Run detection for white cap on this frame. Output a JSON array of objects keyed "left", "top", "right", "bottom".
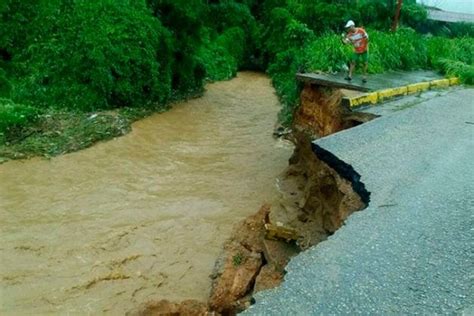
[{"left": 345, "top": 20, "right": 355, "bottom": 28}]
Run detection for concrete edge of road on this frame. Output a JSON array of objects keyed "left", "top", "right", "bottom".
[{"left": 342, "top": 77, "right": 460, "bottom": 108}]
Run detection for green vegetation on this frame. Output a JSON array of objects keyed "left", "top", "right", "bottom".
[
  {"left": 232, "top": 252, "right": 244, "bottom": 267},
  {"left": 0, "top": 0, "right": 473, "bottom": 160},
  {"left": 0, "top": 98, "right": 38, "bottom": 143}
]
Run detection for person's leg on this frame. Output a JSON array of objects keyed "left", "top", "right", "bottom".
[
  {"left": 346, "top": 53, "right": 357, "bottom": 81},
  {"left": 362, "top": 52, "right": 368, "bottom": 82},
  {"left": 348, "top": 62, "right": 355, "bottom": 79},
  {"left": 362, "top": 62, "right": 368, "bottom": 82}
]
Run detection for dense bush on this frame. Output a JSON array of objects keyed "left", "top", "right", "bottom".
[
  {"left": 0, "top": 68, "right": 11, "bottom": 97},
  {"left": 0, "top": 98, "right": 38, "bottom": 142},
  {"left": 369, "top": 28, "right": 428, "bottom": 72},
  {"left": 259, "top": 6, "right": 317, "bottom": 124},
  {"left": 147, "top": 0, "right": 207, "bottom": 96},
  {"left": 287, "top": 0, "right": 358, "bottom": 35},
  {"left": 427, "top": 37, "right": 473, "bottom": 67},
  {"left": 0, "top": 0, "right": 40, "bottom": 58},
  {"left": 9, "top": 1, "right": 173, "bottom": 111},
  {"left": 427, "top": 36, "right": 474, "bottom": 84},
  {"left": 198, "top": 27, "right": 244, "bottom": 81},
  {"left": 206, "top": 1, "right": 262, "bottom": 69}
]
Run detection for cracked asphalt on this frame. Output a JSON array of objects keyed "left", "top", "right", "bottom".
[{"left": 244, "top": 88, "right": 474, "bottom": 315}]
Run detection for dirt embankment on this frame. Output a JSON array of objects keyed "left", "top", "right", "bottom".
[
  {"left": 132, "top": 83, "right": 373, "bottom": 315},
  {"left": 293, "top": 83, "right": 377, "bottom": 137}
]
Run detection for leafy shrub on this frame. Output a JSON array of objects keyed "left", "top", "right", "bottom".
[
  {"left": 0, "top": 0, "right": 40, "bottom": 58},
  {"left": 0, "top": 68, "right": 11, "bottom": 97},
  {"left": 268, "top": 48, "right": 305, "bottom": 125},
  {"left": 199, "top": 26, "right": 247, "bottom": 81},
  {"left": 0, "top": 98, "right": 38, "bottom": 142},
  {"left": 368, "top": 28, "right": 428, "bottom": 72},
  {"left": 357, "top": 0, "right": 392, "bottom": 30},
  {"left": 262, "top": 8, "right": 314, "bottom": 62},
  {"left": 427, "top": 37, "right": 473, "bottom": 67},
  {"left": 147, "top": 0, "right": 207, "bottom": 96},
  {"left": 445, "top": 23, "right": 474, "bottom": 38},
  {"left": 262, "top": 7, "right": 315, "bottom": 124},
  {"left": 207, "top": 1, "right": 261, "bottom": 69},
  {"left": 427, "top": 37, "right": 474, "bottom": 83},
  {"left": 304, "top": 34, "right": 352, "bottom": 73},
  {"left": 401, "top": 3, "right": 428, "bottom": 30},
  {"left": 437, "top": 59, "right": 474, "bottom": 84},
  {"left": 287, "top": 0, "right": 359, "bottom": 35},
  {"left": 12, "top": 1, "right": 173, "bottom": 111},
  {"left": 216, "top": 27, "right": 246, "bottom": 68},
  {"left": 199, "top": 28, "right": 241, "bottom": 81}
]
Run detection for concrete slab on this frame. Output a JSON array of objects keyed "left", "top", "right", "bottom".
[{"left": 297, "top": 70, "right": 443, "bottom": 92}]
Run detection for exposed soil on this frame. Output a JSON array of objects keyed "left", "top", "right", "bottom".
[{"left": 293, "top": 83, "right": 377, "bottom": 138}]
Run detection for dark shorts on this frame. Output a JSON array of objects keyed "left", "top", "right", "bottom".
[{"left": 351, "top": 51, "right": 369, "bottom": 63}]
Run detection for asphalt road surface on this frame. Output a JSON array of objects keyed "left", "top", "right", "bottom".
[{"left": 244, "top": 88, "right": 474, "bottom": 315}]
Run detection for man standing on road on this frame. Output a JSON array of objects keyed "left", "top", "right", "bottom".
[{"left": 342, "top": 20, "right": 369, "bottom": 83}]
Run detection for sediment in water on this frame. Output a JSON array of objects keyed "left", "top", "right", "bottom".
[{"left": 134, "top": 81, "right": 374, "bottom": 315}]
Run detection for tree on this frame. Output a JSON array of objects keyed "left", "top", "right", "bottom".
[{"left": 391, "top": 0, "right": 403, "bottom": 31}]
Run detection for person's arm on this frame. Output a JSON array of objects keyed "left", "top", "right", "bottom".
[
  {"left": 341, "top": 33, "right": 351, "bottom": 45},
  {"left": 361, "top": 28, "right": 369, "bottom": 40}
]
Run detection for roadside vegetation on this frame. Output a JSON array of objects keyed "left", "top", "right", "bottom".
[{"left": 1, "top": 0, "right": 473, "bottom": 160}]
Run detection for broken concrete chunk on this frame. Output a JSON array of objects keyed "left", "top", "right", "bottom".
[{"left": 264, "top": 223, "right": 299, "bottom": 242}]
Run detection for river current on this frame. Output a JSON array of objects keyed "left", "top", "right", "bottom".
[{"left": 0, "top": 72, "right": 292, "bottom": 314}]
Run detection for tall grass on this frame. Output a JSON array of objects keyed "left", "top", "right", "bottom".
[{"left": 0, "top": 98, "right": 38, "bottom": 142}]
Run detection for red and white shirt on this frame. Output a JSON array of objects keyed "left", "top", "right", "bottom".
[{"left": 346, "top": 28, "right": 369, "bottom": 53}]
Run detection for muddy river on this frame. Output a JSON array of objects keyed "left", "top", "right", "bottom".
[{"left": 0, "top": 72, "right": 292, "bottom": 314}]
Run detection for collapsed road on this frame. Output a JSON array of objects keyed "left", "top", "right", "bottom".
[{"left": 245, "top": 87, "right": 474, "bottom": 315}]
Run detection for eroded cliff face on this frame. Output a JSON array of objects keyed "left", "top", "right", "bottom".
[
  {"left": 294, "top": 84, "right": 346, "bottom": 137},
  {"left": 293, "top": 83, "right": 377, "bottom": 138},
  {"left": 269, "top": 132, "right": 368, "bottom": 249}
]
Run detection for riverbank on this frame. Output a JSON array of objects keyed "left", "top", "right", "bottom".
[
  {"left": 0, "top": 72, "right": 293, "bottom": 314},
  {"left": 0, "top": 93, "right": 203, "bottom": 164}
]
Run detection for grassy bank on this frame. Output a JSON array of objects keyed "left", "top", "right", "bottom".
[{"left": 0, "top": 103, "right": 162, "bottom": 162}]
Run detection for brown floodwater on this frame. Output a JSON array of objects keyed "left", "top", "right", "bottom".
[{"left": 0, "top": 72, "right": 293, "bottom": 314}]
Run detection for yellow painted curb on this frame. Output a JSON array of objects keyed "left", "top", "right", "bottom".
[
  {"left": 430, "top": 79, "right": 450, "bottom": 89},
  {"left": 407, "top": 82, "right": 430, "bottom": 94},
  {"left": 378, "top": 86, "right": 408, "bottom": 101},
  {"left": 344, "top": 77, "right": 460, "bottom": 108},
  {"left": 449, "top": 77, "right": 460, "bottom": 85},
  {"left": 347, "top": 92, "right": 379, "bottom": 107}
]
